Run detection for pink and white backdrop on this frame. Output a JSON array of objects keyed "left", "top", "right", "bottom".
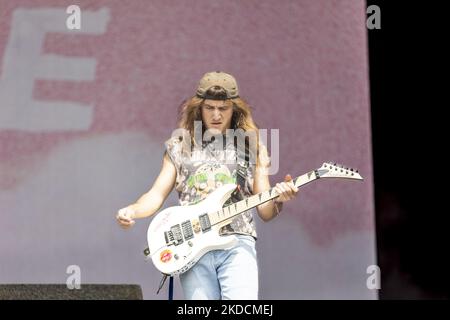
[{"left": 0, "top": 0, "right": 376, "bottom": 299}]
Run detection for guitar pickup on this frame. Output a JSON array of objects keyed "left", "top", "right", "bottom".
[
  {"left": 199, "top": 214, "right": 211, "bottom": 232},
  {"left": 181, "top": 220, "right": 194, "bottom": 240},
  {"left": 170, "top": 224, "right": 183, "bottom": 245},
  {"left": 164, "top": 230, "right": 175, "bottom": 245}
]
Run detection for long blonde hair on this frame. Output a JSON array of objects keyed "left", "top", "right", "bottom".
[{"left": 176, "top": 86, "right": 263, "bottom": 165}]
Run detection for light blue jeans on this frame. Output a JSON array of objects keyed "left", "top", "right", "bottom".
[{"left": 179, "top": 234, "right": 258, "bottom": 300}]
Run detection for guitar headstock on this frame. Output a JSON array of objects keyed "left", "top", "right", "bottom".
[{"left": 317, "top": 162, "right": 363, "bottom": 180}]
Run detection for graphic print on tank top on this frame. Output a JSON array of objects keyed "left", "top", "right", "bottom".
[{"left": 165, "top": 135, "right": 257, "bottom": 238}]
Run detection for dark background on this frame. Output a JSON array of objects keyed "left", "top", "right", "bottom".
[{"left": 368, "top": 1, "right": 447, "bottom": 299}]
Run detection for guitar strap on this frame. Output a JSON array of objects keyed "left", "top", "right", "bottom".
[
  {"left": 235, "top": 139, "right": 250, "bottom": 199},
  {"left": 236, "top": 161, "right": 249, "bottom": 199}
]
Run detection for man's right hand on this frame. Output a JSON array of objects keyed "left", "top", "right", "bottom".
[{"left": 116, "top": 206, "right": 136, "bottom": 229}]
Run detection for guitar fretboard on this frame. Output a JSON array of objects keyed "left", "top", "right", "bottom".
[{"left": 208, "top": 170, "right": 319, "bottom": 226}]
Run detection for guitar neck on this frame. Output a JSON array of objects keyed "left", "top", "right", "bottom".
[{"left": 209, "top": 169, "right": 319, "bottom": 226}]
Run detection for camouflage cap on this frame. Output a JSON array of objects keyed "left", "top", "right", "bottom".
[{"left": 196, "top": 71, "right": 239, "bottom": 99}]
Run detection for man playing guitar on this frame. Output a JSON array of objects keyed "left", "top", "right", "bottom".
[{"left": 116, "top": 71, "right": 299, "bottom": 300}]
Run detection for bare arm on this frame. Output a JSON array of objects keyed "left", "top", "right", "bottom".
[
  {"left": 253, "top": 145, "right": 280, "bottom": 222},
  {"left": 116, "top": 152, "right": 176, "bottom": 227},
  {"left": 130, "top": 152, "right": 176, "bottom": 219},
  {"left": 253, "top": 145, "right": 299, "bottom": 222}
]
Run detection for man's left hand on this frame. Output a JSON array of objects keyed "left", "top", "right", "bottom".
[{"left": 273, "top": 174, "right": 299, "bottom": 203}]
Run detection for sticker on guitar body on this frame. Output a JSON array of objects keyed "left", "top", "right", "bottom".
[{"left": 160, "top": 250, "right": 172, "bottom": 263}]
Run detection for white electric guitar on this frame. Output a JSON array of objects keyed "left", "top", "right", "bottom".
[{"left": 146, "top": 162, "right": 363, "bottom": 276}]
